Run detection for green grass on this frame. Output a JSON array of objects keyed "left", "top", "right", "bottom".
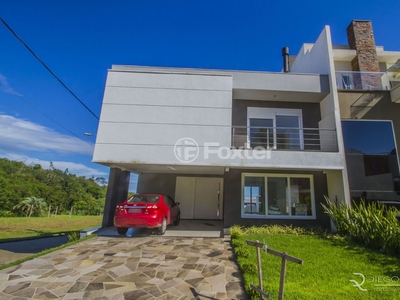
[
  {"left": 231, "top": 226, "right": 400, "bottom": 300},
  {"left": 0, "top": 215, "right": 102, "bottom": 241}
]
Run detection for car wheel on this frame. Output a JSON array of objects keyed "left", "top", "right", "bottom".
[
  {"left": 117, "top": 227, "right": 128, "bottom": 235},
  {"left": 173, "top": 213, "right": 180, "bottom": 226},
  {"left": 157, "top": 217, "right": 167, "bottom": 235}
]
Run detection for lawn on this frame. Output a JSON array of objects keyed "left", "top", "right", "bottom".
[
  {"left": 0, "top": 215, "right": 102, "bottom": 241},
  {"left": 231, "top": 226, "right": 400, "bottom": 300}
]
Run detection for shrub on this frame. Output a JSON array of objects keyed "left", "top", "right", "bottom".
[
  {"left": 67, "top": 231, "right": 80, "bottom": 242},
  {"left": 231, "top": 238, "right": 246, "bottom": 248},
  {"left": 322, "top": 196, "right": 400, "bottom": 254},
  {"left": 241, "top": 261, "right": 257, "bottom": 274},
  {"left": 230, "top": 225, "right": 244, "bottom": 239},
  {"left": 245, "top": 282, "right": 259, "bottom": 299},
  {"left": 234, "top": 246, "right": 250, "bottom": 258},
  {"left": 0, "top": 210, "right": 15, "bottom": 217}
]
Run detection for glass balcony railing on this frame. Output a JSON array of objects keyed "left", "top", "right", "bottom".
[{"left": 335, "top": 71, "right": 394, "bottom": 91}]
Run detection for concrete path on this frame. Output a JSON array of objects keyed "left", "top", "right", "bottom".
[{"left": 0, "top": 236, "right": 247, "bottom": 299}]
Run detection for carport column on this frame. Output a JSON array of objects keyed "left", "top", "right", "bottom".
[{"left": 102, "top": 168, "right": 130, "bottom": 227}]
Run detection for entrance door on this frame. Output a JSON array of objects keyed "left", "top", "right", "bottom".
[{"left": 175, "top": 177, "right": 223, "bottom": 220}]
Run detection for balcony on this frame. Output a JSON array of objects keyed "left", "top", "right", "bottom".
[
  {"left": 335, "top": 71, "right": 393, "bottom": 91},
  {"left": 232, "top": 126, "right": 338, "bottom": 152}
]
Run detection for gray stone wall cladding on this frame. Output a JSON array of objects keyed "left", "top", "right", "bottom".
[{"left": 222, "top": 169, "right": 331, "bottom": 228}]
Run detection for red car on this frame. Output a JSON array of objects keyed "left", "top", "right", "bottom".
[{"left": 114, "top": 193, "right": 181, "bottom": 235}]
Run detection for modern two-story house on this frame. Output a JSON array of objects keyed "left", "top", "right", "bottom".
[{"left": 93, "top": 20, "right": 400, "bottom": 229}]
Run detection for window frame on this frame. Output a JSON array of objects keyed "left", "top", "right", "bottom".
[
  {"left": 247, "top": 107, "right": 304, "bottom": 150},
  {"left": 241, "top": 173, "right": 316, "bottom": 220}
]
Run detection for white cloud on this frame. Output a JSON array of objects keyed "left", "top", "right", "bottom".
[
  {"left": 0, "top": 74, "right": 22, "bottom": 96},
  {"left": 0, "top": 114, "right": 93, "bottom": 155},
  {"left": 2, "top": 153, "right": 108, "bottom": 177}
]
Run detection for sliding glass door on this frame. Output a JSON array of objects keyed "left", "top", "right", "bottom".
[{"left": 248, "top": 108, "right": 303, "bottom": 150}]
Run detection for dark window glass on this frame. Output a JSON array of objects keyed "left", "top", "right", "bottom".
[
  {"left": 127, "top": 195, "right": 160, "bottom": 203},
  {"left": 342, "top": 120, "right": 400, "bottom": 202},
  {"left": 249, "top": 118, "right": 273, "bottom": 148},
  {"left": 276, "top": 115, "right": 301, "bottom": 150}
]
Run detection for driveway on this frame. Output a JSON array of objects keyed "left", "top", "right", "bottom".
[{"left": 0, "top": 236, "right": 247, "bottom": 299}]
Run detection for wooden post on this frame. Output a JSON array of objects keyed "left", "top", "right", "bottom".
[
  {"left": 245, "top": 240, "right": 303, "bottom": 300},
  {"left": 263, "top": 248, "right": 303, "bottom": 300},
  {"left": 278, "top": 253, "right": 288, "bottom": 300},
  {"left": 256, "top": 240, "right": 263, "bottom": 300},
  {"left": 246, "top": 240, "right": 270, "bottom": 299}
]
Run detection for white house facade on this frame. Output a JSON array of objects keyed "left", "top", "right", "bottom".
[{"left": 93, "top": 20, "right": 400, "bottom": 229}]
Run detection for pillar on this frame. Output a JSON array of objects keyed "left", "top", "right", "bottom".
[{"left": 102, "top": 168, "right": 130, "bottom": 227}]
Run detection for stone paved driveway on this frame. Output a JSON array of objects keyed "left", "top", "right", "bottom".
[{"left": 0, "top": 236, "right": 247, "bottom": 299}]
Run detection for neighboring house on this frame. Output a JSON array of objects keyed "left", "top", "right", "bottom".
[{"left": 93, "top": 20, "right": 400, "bottom": 229}]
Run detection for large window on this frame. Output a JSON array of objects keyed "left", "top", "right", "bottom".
[
  {"left": 248, "top": 108, "right": 303, "bottom": 150},
  {"left": 242, "top": 173, "right": 315, "bottom": 219},
  {"left": 342, "top": 120, "right": 400, "bottom": 201}
]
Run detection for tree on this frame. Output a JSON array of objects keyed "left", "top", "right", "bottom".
[
  {"left": 0, "top": 158, "right": 107, "bottom": 215},
  {"left": 13, "top": 196, "right": 47, "bottom": 217}
]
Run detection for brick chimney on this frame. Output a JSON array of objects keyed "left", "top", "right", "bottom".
[{"left": 346, "top": 20, "right": 381, "bottom": 89}]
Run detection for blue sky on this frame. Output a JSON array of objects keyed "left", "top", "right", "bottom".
[{"left": 1, "top": 0, "right": 400, "bottom": 191}]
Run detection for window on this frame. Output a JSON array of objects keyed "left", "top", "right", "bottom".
[
  {"left": 247, "top": 108, "right": 303, "bottom": 150},
  {"left": 342, "top": 120, "right": 400, "bottom": 201},
  {"left": 243, "top": 177, "right": 265, "bottom": 214},
  {"left": 127, "top": 195, "right": 160, "bottom": 203},
  {"left": 242, "top": 173, "right": 315, "bottom": 219}
]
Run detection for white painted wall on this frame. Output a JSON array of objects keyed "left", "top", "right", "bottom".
[
  {"left": 334, "top": 61, "right": 352, "bottom": 71},
  {"left": 93, "top": 69, "right": 233, "bottom": 166},
  {"left": 292, "top": 26, "right": 350, "bottom": 204}
]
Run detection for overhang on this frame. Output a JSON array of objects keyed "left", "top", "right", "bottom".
[{"left": 111, "top": 65, "right": 330, "bottom": 103}]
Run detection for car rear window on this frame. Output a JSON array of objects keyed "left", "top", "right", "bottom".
[{"left": 127, "top": 195, "right": 160, "bottom": 203}]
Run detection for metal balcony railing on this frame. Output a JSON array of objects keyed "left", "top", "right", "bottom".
[
  {"left": 335, "top": 71, "right": 394, "bottom": 91},
  {"left": 232, "top": 126, "right": 338, "bottom": 152}
]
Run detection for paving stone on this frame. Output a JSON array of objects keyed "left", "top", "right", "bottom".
[
  {"left": 10, "top": 286, "right": 36, "bottom": 298},
  {"left": 8, "top": 275, "right": 23, "bottom": 281},
  {"left": 85, "top": 282, "right": 104, "bottom": 291},
  {"left": 66, "top": 282, "right": 88, "bottom": 293},
  {"left": 185, "top": 277, "right": 203, "bottom": 288},
  {"left": 123, "top": 289, "right": 148, "bottom": 299},
  {"left": 33, "top": 290, "right": 59, "bottom": 299},
  {"left": 3, "top": 282, "right": 30, "bottom": 294},
  {"left": 0, "top": 236, "right": 247, "bottom": 299},
  {"left": 144, "top": 285, "right": 163, "bottom": 297}
]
